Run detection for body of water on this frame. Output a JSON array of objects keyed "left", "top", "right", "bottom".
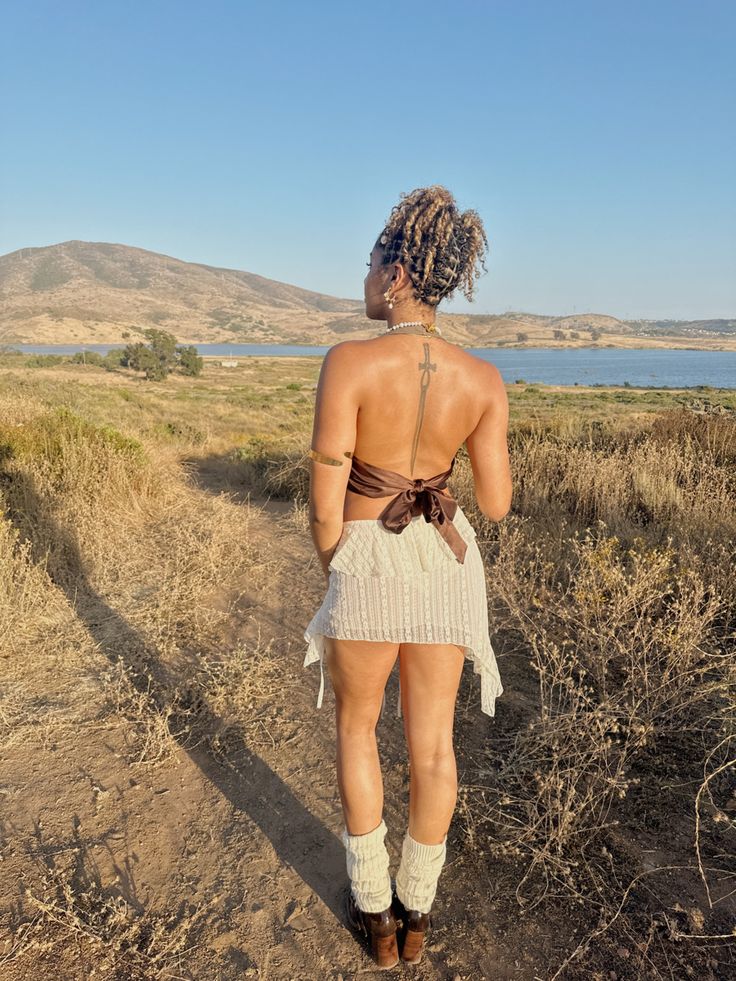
[{"left": 9, "top": 343, "right": 736, "bottom": 389}]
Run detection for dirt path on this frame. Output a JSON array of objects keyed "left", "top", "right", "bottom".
[
  {"left": 181, "top": 476, "right": 588, "bottom": 979},
  {"left": 0, "top": 473, "right": 597, "bottom": 980}
]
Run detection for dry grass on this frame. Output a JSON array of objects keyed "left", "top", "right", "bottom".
[
  {"left": 0, "top": 363, "right": 734, "bottom": 979},
  {"left": 0, "top": 390, "right": 269, "bottom": 976},
  {"left": 451, "top": 412, "right": 736, "bottom": 976},
  {"left": 2, "top": 835, "right": 218, "bottom": 980},
  {"left": 474, "top": 524, "right": 726, "bottom": 874}
]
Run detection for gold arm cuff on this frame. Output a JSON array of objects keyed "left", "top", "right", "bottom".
[{"left": 308, "top": 448, "right": 353, "bottom": 466}]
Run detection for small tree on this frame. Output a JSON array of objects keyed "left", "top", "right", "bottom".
[
  {"left": 146, "top": 328, "right": 178, "bottom": 367},
  {"left": 553, "top": 329, "right": 566, "bottom": 340},
  {"left": 121, "top": 328, "right": 203, "bottom": 380},
  {"left": 121, "top": 341, "right": 167, "bottom": 380},
  {"left": 177, "top": 345, "right": 203, "bottom": 377},
  {"left": 103, "top": 347, "right": 126, "bottom": 370},
  {"left": 589, "top": 328, "right": 602, "bottom": 341},
  {"left": 516, "top": 332, "right": 529, "bottom": 342}
]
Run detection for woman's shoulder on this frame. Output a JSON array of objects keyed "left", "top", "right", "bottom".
[
  {"left": 325, "top": 336, "right": 501, "bottom": 385},
  {"left": 323, "top": 339, "right": 366, "bottom": 362}
]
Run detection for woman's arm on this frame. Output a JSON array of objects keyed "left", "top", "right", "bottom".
[
  {"left": 308, "top": 342, "right": 361, "bottom": 580},
  {"left": 464, "top": 363, "right": 512, "bottom": 521}
]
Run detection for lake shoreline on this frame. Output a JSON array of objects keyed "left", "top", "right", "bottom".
[{"left": 6, "top": 344, "right": 735, "bottom": 390}]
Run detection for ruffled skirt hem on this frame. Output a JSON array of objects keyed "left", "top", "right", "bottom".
[
  {"left": 303, "top": 626, "right": 504, "bottom": 719},
  {"left": 302, "top": 503, "right": 504, "bottom": 720}
]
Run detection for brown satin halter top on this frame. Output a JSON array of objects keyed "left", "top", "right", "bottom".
[{"left": 346, "top": 454, "right": 468, "bottom": 564}]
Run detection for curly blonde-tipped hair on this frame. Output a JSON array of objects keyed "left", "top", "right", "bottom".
[{"left": 376, "top": 185, "right": 489, "bottom": 306}]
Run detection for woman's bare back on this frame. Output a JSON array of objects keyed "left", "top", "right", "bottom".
[{"left": 342, "top": 333, "right": 492, "bottom": 521}]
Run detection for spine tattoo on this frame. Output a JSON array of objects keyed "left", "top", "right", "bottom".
[{"left": 409, "top": 342, "right": 436, "bottom": 475}]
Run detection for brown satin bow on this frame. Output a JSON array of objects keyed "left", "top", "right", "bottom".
[{"left": 346, "top": 455, "right": 468, "bottom": 563}]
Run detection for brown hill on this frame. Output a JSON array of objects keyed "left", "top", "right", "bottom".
[
  {"left": 0, "top": 241, "right": 367, "bottom": 345},
  {"left": 1, "top": 241, "right": 733, "bottom": 349}
]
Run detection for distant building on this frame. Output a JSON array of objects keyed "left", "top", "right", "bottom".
[{"left": 220, "top": 359, "right": 239, "bottom": 367}]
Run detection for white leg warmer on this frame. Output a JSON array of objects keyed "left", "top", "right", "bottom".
[
  {"left": 395, "top": 829, "right": 447, "bottom": 914},
  {"left": 340, "top": 817, "right": 393, "bottom": 913}
]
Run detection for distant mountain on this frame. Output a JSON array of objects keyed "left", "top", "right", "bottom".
[
  {"left": 1, "top": 241, "right": 734, "bottom": 349},
  {"left": 0, "top": 240, "right": 367, "bottom": 346}
]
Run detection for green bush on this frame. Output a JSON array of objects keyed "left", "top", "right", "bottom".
[
  {"left": 159, "top": 420, "right": 206, "bottom": 444},
  {"left": 177, "top": 345, "right": 203, "bottom": 377},
  {"left": 24, "top": 354, "right": 66, "bottom": 367},
  {"left": 0, "top": 406, "right": 147, "bottom": 478},
  {"left": 103, "top": 348, "right": 126, "bottom": 369},
  {"left": 69, "top": 351, "right": 105, "bottom": 366}
]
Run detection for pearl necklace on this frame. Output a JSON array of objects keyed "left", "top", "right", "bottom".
[{"left": 384, "top": 320, "right": 443, "bottom": 336}]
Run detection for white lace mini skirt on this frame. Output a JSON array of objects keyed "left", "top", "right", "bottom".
[{"left": 303, "top": 503, "right": 504, "bottom": 719}]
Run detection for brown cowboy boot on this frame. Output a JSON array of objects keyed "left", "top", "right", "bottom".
[
  {"left": 343, "top": 883, "right": 399, "bottom": 969},
  {"left": 391, "top": 887, "right": 432, "bottom": 965}
]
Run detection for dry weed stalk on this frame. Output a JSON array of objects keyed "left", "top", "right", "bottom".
[
  {"left": 2, "top": 839, "right": 217, "bottom": 979},
  {"left": 547, "top": 861, "right": 736, "bottom": 980},
  {"left": 454, "top": 413, "right": 735, "bottom": 929},
  {"left": 694, "top": 733, "right": 736, "bottom": 910},
  {"left": 473, "top": 520, "right": 729, "bottom": 904}
]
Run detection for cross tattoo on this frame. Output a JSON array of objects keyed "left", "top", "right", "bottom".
[{"left": 418, "top": 345, "right": 437, "bottom": 382}]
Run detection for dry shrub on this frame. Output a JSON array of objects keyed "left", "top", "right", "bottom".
[
  {"left": 648, "top": 406, "right": 736, "bottom": 466},
  {"left": 0, "top": 512, "right": 108, "bottom": 752},
  {"left": 0, "top": 518, "right": 71, "bottom": 662},
  {"left": 497, "top": 534, "right": 723, "bottom": 875},
  {"left": 0, "top": 390, "right": 51, "bottom": 428},
  {"left": 458, "top": 408, "right": 735, "bottom": 923},
  {"left": 0, "top": 405, "right": 162, "bottom": 592},
  {"left": 478, "top": 523, "right": 727, "bottom": 900},
  {"left": 510, "top": 427, "right": 735, "bottom": 545},
  {"left": 0, "top": 403, "right": 256, "bottom": 638},
  {"left": 98, "top": 659, "right": 183, "bottom": 768},
  {"left": 230, "top": 435, "right": 306, "bottom": 501},
  {"left": 2, "top": 836, "right": 215, "bottom": 979},
  {"left": 188, "top": 632, "right": 299, "bottom": 766}
]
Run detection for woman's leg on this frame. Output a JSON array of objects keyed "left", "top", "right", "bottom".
[
  {"left": 397, "top": 642, "right": 465, "bottom": 842},
  {"left": 394, "top": 642, "right": 465, "bottom": 914},
  {"left": 325, "top": 636, "right": 400, "bottom": 913},
  {"left": 324, "top": 635, "right": 400, "bottom": 834}
]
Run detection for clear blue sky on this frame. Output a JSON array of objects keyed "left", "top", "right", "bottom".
[{"left": 2, "top": 0, "right": 734, "bottom": 320}]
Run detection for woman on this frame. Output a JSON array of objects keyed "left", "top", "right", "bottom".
[{"left": 303, "top": 185, "right": 512, "bottom": 969}]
